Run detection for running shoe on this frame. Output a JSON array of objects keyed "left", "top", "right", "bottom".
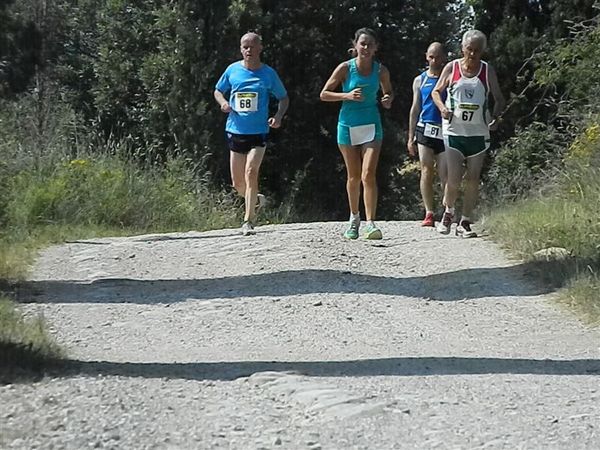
[
  {"left": 343, "top": 221, "right": 360, "bottom": 240},
  {"left": 456, "top": 220, "right": 477, "bottom": 238},
  {"left": 437, "top": 211, "right": 454, "bottom": 235},
  {"left": 421, "top": 212, "right": 435, "bottom": 227},
  {"left": 255, "top": 193, "right": 267, "bottom": 215},
  {"left": 241, "top": 221, "right": 256, "bottom": 236},
  {"left": 363, "top": 223, "right": 383, "bottom": 240}
]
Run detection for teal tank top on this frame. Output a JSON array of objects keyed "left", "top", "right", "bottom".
[{"left": 339, "top": 58, "right": 381, "bottom": 127}]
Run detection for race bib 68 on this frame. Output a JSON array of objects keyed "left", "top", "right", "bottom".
[{"left": 234, "top": 92, "right": 258, "bottom": 112}]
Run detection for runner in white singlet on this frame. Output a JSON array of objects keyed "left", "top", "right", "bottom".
[{"left": 432, "top": 30, "right": 505, "bottom": 238}]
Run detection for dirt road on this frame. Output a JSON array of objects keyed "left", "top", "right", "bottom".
[{"left": 2, "top": 221, "right": 599, "bottom": 449}]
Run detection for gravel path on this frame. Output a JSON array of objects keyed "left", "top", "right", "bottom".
[{"left": 2, "top": 221, "right": 599, "bottom": 449}]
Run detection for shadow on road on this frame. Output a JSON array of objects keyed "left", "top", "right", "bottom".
[
  {"left": 18, "top": 263, "right": 552, "bottom": 304},
  {"left": 63, "top": 356, "right": 600, "bottom": 381}
]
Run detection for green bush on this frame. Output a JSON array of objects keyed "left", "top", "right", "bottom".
[
  {"left": 5, "top": 155, "right": 239, "bottom": 233},
  {"left": 483, "top": 122, "right": 569, "bottom": 203}
]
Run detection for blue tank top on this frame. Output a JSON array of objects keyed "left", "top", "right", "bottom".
[
  {"left": 339, "top": 58, "right": 381, "bottom": 127},
  {"left": 418, "top": 71, "right": 444, "bottom": 125}
]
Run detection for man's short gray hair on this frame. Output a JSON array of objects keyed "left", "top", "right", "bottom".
[
  {"left": 241, "top": 32, "right": 262, "bottom": 44},
  {"left": 462, "top": 30, "right": 487, "bottom": 50}
]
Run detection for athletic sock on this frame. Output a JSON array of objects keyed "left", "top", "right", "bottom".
[
  {"left": 445, "top": 207, "right": 455, "bottom": 215},
  {"left": 350, "top": 212, "right": 361, "bottom": 223}
]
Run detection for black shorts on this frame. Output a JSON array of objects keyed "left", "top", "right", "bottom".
[
  {"left": 226, "top": 132, "right": 268, "bottom": 154},
  {"left": 416, "top": 124, "right": 445, "bottom": 154}
]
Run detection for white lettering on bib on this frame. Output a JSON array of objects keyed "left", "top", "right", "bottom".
[{"left": 234, "top": 92, "right": 258, "bottom": 112}]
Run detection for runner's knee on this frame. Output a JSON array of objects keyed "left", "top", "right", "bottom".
[
  {"left": 464, "top": 166, "right": 483, "bottom": 182},
  {"left": 347, "top": 174, "right": 361, "bottom": 186},
  {"left": 245, "top": 164, "right": 260, "bottom": 180},
  {"left": 361, "top": 168, "right": 377, "bottom": 186},
  {"left": 445, "top": 177, "right": 461, "bottom": 191},
  {"left": 421, "top": 163, "right": 435, "bottom": 178}
]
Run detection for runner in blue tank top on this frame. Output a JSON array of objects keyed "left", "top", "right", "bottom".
[
  {"left": 214, "top": 32, "right": 289, "bottom": 236},
  {"left": 320, "top": 28, "right": 394, "bottom": 240},
  {"left": 407, "top": 42, "right": 448, "bottom": 227}
]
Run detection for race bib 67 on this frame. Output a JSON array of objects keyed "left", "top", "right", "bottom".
[{"left": 456, "top": 103, "right": 480, "bottom": 123}]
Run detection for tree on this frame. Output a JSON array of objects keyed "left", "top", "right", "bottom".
[
  {"left": 0, "top": 0, "right": 40, "bottom": 96},
  {"left": 467, "top": 0, "right": 599, "bottom": 128}
]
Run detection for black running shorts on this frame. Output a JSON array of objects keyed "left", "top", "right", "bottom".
[
  {"left": 416, "top": 124, "right": 445, "bottom": 154},
  {"left": 226, "top": 133, "right": 268, "bottom": 154}
]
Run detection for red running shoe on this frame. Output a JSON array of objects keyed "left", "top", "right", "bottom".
[{"left": 421, "top": 212, "right": 435, "bottom": 227}]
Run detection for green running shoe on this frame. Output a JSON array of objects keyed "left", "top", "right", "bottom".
[
  {"left": 363, "top": 223, "right": 382, "bottom": 240},
  {"left": 343, "top": 221, "right": 360, "bottom": 240}
]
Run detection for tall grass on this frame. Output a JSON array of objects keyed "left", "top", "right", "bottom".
[
  {"left": 485, "top": 125, "right": 600, "bottom": 324},
  {"left": 6, "top": 155, "right": 240, "bottom": 232},
  {"left": 486, "top": 185, "right": 600, "bottom": 260},
  {"left": 0, "top": 297, "right": 64, "bottom": 382}
]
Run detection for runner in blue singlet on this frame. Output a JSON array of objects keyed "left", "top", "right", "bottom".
[
  {"left": 320, "top": 28, "right": 394, "bottom": 240},
  {"left": 407, "top": 42, "right": 448, "bottom": 227}
]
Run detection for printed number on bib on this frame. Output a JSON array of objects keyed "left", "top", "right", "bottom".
[
  {"left": 423, "top": 123, "right": 442, "bottom": 140},
  {"left": 235, "top": 92, "right": 258, "bottom": 112},
  {"left": 461, "top": 111, "right": 474, "bottom": 121},
  {"left": 457, "top": 103, "right": 479, "bottom": 123}
]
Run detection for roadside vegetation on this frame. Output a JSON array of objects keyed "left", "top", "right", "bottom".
[{"left": 482, "top": 19, "right": 600, "bottom": 324}]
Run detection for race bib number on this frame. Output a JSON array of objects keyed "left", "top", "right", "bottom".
[
  {"left": 456, "top": 103, "right": 480, "bottom": 123},
  {"left": 234, "top": 92, "right": 258, "bottom": 112},
  {"left": 349, "top": 124, "right": 376, "bottom": 146},
  {"left": 423, "top": 123, "right": 442, "bottom": 140}
]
